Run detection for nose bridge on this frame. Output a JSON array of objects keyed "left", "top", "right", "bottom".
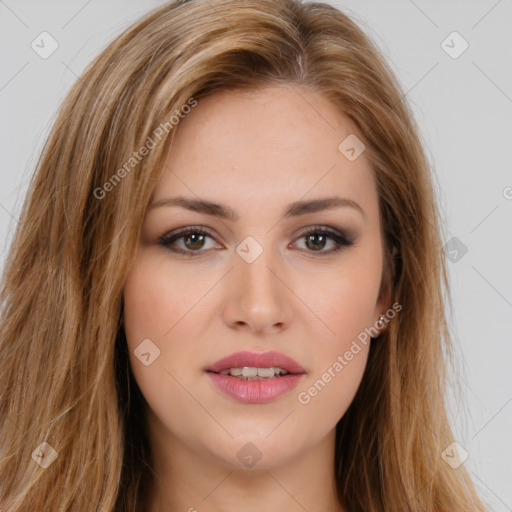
[
  {"left": 236, "top": 238, "right": 281, "bottom": 302},
  {"left": 223, "top": 235, "right": 290, "bottom": 332}
]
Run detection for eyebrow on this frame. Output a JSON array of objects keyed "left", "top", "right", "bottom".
[{"left": 148, "top": 195, "right": 365, "bottom": 220}]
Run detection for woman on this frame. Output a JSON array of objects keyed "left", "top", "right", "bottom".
[{"left": 0, "top": 0, "right": 489, "bottom": 510}]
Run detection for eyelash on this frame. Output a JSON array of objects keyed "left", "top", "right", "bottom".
[{"left": 158, "top": 225, "right": 355, "bottom": 257}]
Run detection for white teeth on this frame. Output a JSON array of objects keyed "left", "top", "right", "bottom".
[
  {"left": 218, "top": 367, "right": 289, "bottom": 379},
  {"left": 254, "top": 367, "right": 275, "bottom": 378},
  {"left": 242, "top": 367, "right": 258, "bottom": 377}
]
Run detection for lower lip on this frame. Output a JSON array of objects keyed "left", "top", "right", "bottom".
[{"left": 206, "top": 372, "right": 305, "bottom": 403}]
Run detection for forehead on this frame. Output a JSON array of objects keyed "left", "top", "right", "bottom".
[{"left": 154, "top": 85, "right": 378, "bottom": 216}]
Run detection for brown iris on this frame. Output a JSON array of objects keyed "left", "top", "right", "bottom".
[
  {"left": 184, "top": 233, "right": 206, "bottom": 250},
  {"left": 305, "top": 233, "right": 327, "bottom": 251}
]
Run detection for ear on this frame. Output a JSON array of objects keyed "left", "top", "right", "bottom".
[{"left": 373, "top": 245, "right": 399, "bottom": 337}]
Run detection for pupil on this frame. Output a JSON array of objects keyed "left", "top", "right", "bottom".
[
  {"left": 306, "top": 234, "right": 325, "bottom": 251},
  {"left": 185, "top": 233, "right": 205, "bottom": 250}
]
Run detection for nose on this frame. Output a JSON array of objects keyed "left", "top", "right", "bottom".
[{"left": 221, "top": 244, "right": 292, "bottom": 336}]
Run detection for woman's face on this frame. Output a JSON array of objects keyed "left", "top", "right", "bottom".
[{"left": 123, "top": 84, "right": 389, "bottom": 470}]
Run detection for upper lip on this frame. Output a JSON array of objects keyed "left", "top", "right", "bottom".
[{"left": 205, "top": 350, "right": 306, "bottom": 374}]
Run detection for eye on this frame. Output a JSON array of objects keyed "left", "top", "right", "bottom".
[
  {"left": 158, "top": 225, "right": 355, "bottom": 257},
  {"left": 158, "top": 227, "right": 220, "bottom": 256},
  {"left": 292, "top": 226, "right": 355, "bottom": 255}
]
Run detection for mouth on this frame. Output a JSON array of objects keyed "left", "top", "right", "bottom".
[
  {"left": 204, "top": 350, "right": 306, "bottom": 377},
  {"left": 204, "top": 350, "right": 306, "bottom": 403},
  {"left": 209, "top": 366, "right": 293, "bottom": 380}
]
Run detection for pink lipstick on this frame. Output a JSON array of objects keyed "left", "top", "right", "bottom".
[{"left": 204, "top": 350, "right": 306, "bottom": 404}]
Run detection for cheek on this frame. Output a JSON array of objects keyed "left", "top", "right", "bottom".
[
  {"left": 122, "top": 255, "right": 202, "bottom": 400},
  {"left": 294, "top": 285, "right": 374, "bottom": 427},
  {"left": 291, "top": 253, "right": 380, "bottom": 413},
  {"left": 297, "top": 344, "right": 369, "bottom": 425},
  {"left": 298, "top": 253, "right": 382, "bottom": 347},
  {"left": 123, "top": 253, "right": 207, "bottom": 345}
]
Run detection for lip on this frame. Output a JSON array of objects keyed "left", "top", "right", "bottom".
[
  {"left": 204, "top": 350, "right": 306, "bottom": 404},
  {"left": 206, "top": 372, "right": 305, "bottom": 403},
  {"left": 204, "top": 350, "right": 306, "bottom": 374}
]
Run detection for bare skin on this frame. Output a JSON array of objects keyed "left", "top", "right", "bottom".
[{"left": 122, "top": 83, "right": 391, "bottom": 512}]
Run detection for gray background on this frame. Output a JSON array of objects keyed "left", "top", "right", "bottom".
[{"left": 1, "top": 1, "right": 511, "bottom": 510}]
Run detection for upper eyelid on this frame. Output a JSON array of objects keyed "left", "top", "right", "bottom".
[{"left": 162, "top": 224, "right": 346, "bottom": 238}]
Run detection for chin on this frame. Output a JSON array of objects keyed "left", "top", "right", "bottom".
[{"left": 203, "top": 436, "right": 301, "bottom": 471}]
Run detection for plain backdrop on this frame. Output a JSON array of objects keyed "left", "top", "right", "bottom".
[{"left": 1, "top": 1, "right": 511, "bottom": 510}]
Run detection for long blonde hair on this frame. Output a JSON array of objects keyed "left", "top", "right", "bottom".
[{"left": 0, "top": 1, "right": 489, "bottom": 510}]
